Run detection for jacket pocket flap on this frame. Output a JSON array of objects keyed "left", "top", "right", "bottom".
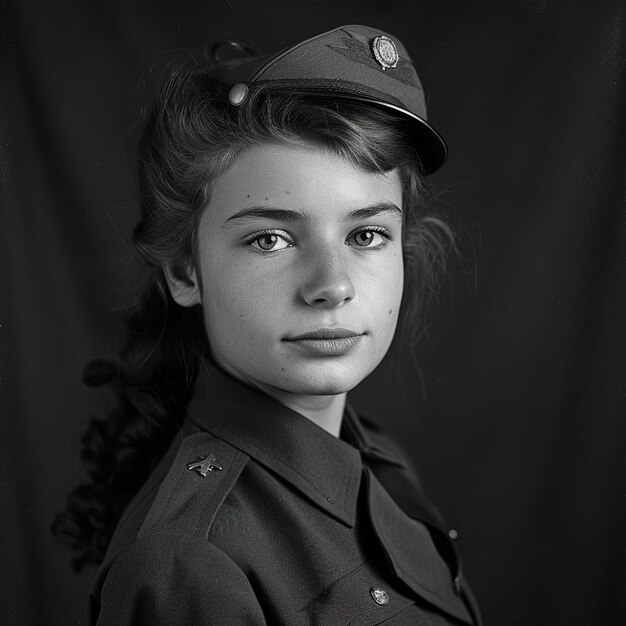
[{"left": 365, "top": 469, "right": 474, "bottom": 624}]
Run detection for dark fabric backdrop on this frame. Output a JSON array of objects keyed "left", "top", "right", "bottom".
[{"left": 2, "top": 0, "right": 625, "bottom": 623}]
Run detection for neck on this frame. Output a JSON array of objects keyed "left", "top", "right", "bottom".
[
  {"left": 258, "top": 387, "right": 347, "bottom": 437},
  {"left": 213, "top": 357, "right": 347, "bottom": 436}
]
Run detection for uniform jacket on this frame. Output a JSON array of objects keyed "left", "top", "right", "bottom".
[{"left": 89, "top": 359, "right": 481, "bottom": 625}]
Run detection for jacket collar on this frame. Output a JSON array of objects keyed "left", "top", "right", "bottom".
[
  {"left": 343, "top": 403, "right": 449, "bottom": 535},
  {"left": 185, "top": 358, "right": 364, "bottom": 527},
  {"left": 184, "top": 359, "right": 450, "bottom": 536},
  {"left": 341, "top": 404, "right": 408, "bottom": 469}
]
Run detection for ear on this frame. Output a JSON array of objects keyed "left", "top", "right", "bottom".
[{"left": 163, "top": 262, "right": 202, "bottom": 307}]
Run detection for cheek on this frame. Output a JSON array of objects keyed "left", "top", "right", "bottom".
[
  {"left": 199, "top": 251, "right": 283, "bottom": 343},
  {"left": 374, "top": 257, "right": 404, "bottom": 344},
  {"left": 368, "top": 251, "right": 405, "bottom": 312}
]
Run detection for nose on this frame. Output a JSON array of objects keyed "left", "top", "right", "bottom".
[{"left": 299, "top": 249, "right": 355, "bottom": 308}]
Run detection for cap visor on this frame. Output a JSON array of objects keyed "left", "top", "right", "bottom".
[{"left": 331, "top": 95, "right": 448, "bottom": 175}]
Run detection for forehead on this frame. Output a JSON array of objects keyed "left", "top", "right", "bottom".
[{"left": 202, "top": 142, "right": 403, "bottom": 225}]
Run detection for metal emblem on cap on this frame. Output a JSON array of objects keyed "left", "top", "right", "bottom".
[
  {"left": 371, "top": 36, "right": 398, "bottom": 70},
  {"left": 187, "top": 452, "right": 223, "bottom": 477}
]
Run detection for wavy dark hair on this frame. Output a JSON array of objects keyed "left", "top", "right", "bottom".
[{"left": 51, "top": 56, "right": 454, "bottom": 570}]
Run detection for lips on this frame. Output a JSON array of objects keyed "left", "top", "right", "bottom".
[
  {"left": 285, "top": 327, "right": 362, "bottom": 341},
  {"left": 283, "top": 328, "right": 364, "bottom": 357}
]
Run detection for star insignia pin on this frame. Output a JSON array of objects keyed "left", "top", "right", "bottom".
[
  {"left": 371, "top": 35, "right": 399, "bottom": 70},
  {"left": 186, "top": 452, "right": 223, "bottom": 477}
]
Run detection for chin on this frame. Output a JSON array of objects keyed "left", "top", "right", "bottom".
[{"left": 277, "top": 359, "right": 374, "bottom": 396}]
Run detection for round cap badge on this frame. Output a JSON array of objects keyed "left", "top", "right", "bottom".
[{"left": 372, "top": 36, "right": 399, "bottom": 70}]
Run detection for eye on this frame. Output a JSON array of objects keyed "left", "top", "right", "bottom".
[
  {"left": 347, "top": 227, "right": 389, "bottom": 248},
  {"left": 248, "top": 230, "right": 293, "bottom": 252}
]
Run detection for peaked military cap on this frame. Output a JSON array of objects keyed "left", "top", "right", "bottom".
[{"left": 214, "top": 25, "right": 448, "bottom": 175}]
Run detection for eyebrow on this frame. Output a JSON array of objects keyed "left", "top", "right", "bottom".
[{"left": 223, "top": 202, "right": 402, "bottom": 227}]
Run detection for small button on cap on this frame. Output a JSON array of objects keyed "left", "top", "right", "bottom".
[
  {"left": 370, "top": 587, "right": 389, "bottom": 605},
  {"left": 448, "top": 528, "right": 458, "bottom": 539},
  {"left": 229, "top": 83, "right": 249, "bottom": 106}
]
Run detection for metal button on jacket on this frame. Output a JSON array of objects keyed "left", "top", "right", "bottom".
[
  {"left": 370, "top": 587, "right": 390, "bottom": 605},
  {"left": 454, "top": 577, "right": 463, "bottom": 596}
]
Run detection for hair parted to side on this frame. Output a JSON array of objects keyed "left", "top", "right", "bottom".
[{"left": 51, "top": 57, "right": 454, "bottom": 570}]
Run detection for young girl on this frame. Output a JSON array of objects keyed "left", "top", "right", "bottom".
[{"left": 54, "top": 24, "right": 481, "bottom": 625}]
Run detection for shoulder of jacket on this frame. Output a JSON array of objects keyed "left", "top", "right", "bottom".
[
  {"left": 137, "top": 432, "right": 249, "bottom": 540},
  {"left": 90, "top": 529, "right": 267, "bottom": 625}
]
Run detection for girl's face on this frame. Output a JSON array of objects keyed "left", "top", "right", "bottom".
[{"left": 171, "top": 141, "right": 404, "bottom": 397}]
